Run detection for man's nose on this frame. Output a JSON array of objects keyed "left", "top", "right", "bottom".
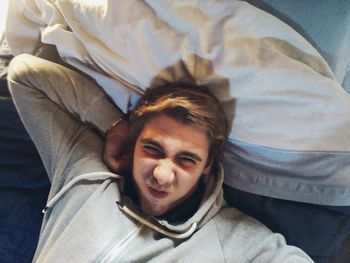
[{"left": 153, "top": 159, "right": 175, "bottom": 186}]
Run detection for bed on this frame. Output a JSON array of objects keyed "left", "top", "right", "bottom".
[{"left": 1, "top": 0, "right": 350, "bottom": 262}]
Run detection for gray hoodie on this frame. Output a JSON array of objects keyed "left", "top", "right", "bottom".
[{"left": 8, "top": 54, "right": 313, "bottom": 262}]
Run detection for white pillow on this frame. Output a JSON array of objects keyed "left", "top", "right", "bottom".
[{"left": 6, "top": 0, "right": 350, "bottom": 205}]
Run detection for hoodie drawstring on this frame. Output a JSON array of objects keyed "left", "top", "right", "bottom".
[
  {"left": 116, "top": 201, "right": 197, "bottom": 239},
  {"left": 42, "top": 172, "right": 123, "bottom": 214}
]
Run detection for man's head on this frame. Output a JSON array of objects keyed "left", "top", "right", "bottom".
[{"left": 129, "top": 83, "right": 228, "bottom": 216}]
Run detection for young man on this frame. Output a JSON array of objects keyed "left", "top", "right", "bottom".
[{"left": 8, "top": 54, "right": 312, "bottom": 262}]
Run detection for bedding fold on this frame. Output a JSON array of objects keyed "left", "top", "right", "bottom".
[{"left": 5, "top": 0, "right": 350, "bottom": 205}]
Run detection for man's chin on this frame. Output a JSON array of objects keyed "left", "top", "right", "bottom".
[{"left": 141, "top": 201, "right": 168, "bottom": 217}]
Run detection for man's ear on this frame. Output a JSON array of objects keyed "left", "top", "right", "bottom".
[{"left": 203, "top": 162, "right": 213, "bottom": 175}]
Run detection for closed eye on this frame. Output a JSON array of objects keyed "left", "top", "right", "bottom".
[
  {"left": 177, "top": 156, "right": 197, "bottom": 167},
  {"left": 143, "top": 144, "right": 163, "bottom": 157}
]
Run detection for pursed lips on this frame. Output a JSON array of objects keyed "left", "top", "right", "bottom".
[
  {"left": 147, "top": 186, "right": 169, "bottom": 198},
  {"left": 147, "top": 177, "right": 172, "bottom": 192}
]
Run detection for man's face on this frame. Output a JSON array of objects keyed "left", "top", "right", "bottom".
[{"left": 132, "top": 114, "right": 211, "bottom": 216}]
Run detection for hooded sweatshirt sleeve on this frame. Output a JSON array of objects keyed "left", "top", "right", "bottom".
[
  {"left": 8, "top": 54, "right": 122, "bottom": 188},
  {"left": 215, "top": 207, "right": 314, "bottom": 262},
  {"left": 9, "top": 54, "right": 123, "bottom": 135},
  {"left": 248, "top": 233, "right": 314, "bottom": 262}
]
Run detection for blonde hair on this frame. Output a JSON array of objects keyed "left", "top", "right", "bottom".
[{"left": 130, "top": 83, "right": 228, "bottom": 163}]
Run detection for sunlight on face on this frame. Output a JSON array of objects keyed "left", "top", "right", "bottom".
[{"left": 132, "top": 114, "right": 211, "bottom": 216}]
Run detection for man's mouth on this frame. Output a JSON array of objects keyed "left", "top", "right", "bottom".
[{"left": 147, "top": 186, "right": 169, "bottom": 198}]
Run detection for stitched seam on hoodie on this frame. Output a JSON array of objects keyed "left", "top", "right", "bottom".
[{"left": 213, "top": 217, "right": 226, "bottom": 263}]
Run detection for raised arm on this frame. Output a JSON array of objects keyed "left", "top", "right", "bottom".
[{"left": 7, "top": 54, "right": 125, "bottom": 188}]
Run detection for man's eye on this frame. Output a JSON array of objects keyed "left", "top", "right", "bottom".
[
  {"left": 178, "top": 157, "right": 196, "bottom": 166},
  {"left": 143, "top": 145, "right": 162, "bottom": 156}
]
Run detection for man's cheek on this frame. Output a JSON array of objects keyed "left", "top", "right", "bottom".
[{"left": 136, "top": 158, "right": 157, "bottom": 178}]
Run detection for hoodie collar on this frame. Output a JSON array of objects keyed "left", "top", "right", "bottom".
[{"left": 122, "top": 173, "right": 205, "bottom": 223}]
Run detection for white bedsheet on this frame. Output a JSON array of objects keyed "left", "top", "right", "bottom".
[{"left": 6, "top": 0, "right": 350, "bottom": 205}]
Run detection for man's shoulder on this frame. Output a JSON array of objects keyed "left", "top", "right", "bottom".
[
  {"left": 213, "top": 205, "right": 273, "bottom": 237},
  {"left": 211, "top": 206, "right": 313, "bottom": 262}
]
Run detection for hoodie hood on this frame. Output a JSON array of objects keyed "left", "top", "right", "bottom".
[{"left": 42, "top": 163, "right": 225, "bottom": 239}]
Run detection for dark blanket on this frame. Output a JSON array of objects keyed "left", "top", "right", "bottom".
[{"left": 0, "top": 77, "right": 50, "bottom": 262}]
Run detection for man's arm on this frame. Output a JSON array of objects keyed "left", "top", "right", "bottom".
[
  {"left": 7, "top": 54, "right": 125, "bottom": 189},
  {"left": 10, "top": 55, "right": 124, "bottom": 135}
]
